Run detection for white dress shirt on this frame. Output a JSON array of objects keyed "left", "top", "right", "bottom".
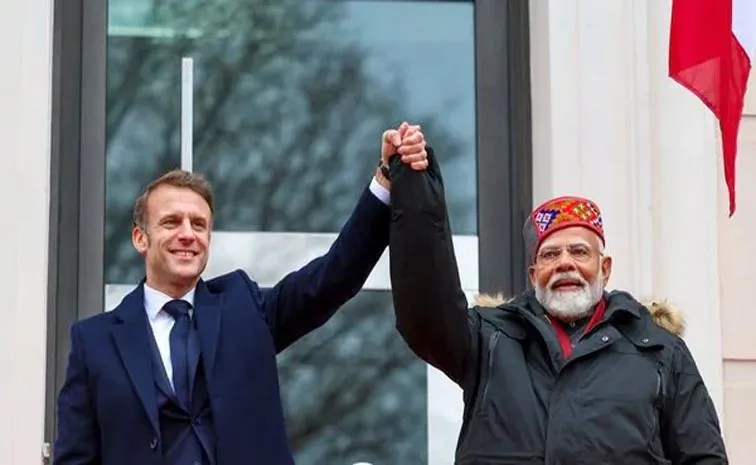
[
  {"left": 369, "top": 177, "right": 390, "bottom": 205},
  {"left": 143, "top": 283, "right": 195, "bottom": 389},
  {"left": 141, "top": 179, "right": 387, "bottom": 387}
]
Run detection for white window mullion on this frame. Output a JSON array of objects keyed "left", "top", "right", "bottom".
[
  {"left": 181, "top": 57, "right": 193, "bottom": 172},
  {"left": 105, "top": 231, "right": 478, "bottom": 305}
]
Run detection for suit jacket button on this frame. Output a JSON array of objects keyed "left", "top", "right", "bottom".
[{"left": 149, "top": 437, "right": 158, "bottom": 450}]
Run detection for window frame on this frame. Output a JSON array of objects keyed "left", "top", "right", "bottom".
[
  {"left": 476, "top": 0, "right": 533, "bottom": 296},
  {"left": 45, "top": 0, "right": 107, "bottom": 447},
  {"left": 44, "top": 0, "right": 533, "bottom": 455}
]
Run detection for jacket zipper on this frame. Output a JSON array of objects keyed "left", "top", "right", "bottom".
[
  {"left": 653, "top": 365, "right": 671, "bottom": 460},
  {"left": 479, "top": 331, "right": 501, "bottom": 411},
  {"left": 650, "top": 370, "right": 662, "bottom": 438}
]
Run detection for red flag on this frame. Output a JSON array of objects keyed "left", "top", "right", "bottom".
[{"left": 669, "top": 0, "right": 754, "bottom": 216}]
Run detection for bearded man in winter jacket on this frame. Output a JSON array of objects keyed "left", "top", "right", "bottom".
[{"left": 384, "top": 138, "right": 729, "bottom": 464}]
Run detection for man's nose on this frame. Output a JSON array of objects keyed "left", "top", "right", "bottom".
[
  {"left": 177, "top": 219, "right": 194, "bottom": 239},
  {"left": 554, "top": 250, "right": 577, "bottom": 272}
]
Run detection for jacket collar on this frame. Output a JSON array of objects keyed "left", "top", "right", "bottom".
[
  {"left": 110, "top": 277, "right": 224, "bottom": 435},
  {"left": 503, "top": 288, "right": 667, "bottom": 348},
  {"left": 507, "top": 288, "right": 644, "bottom": 319}
]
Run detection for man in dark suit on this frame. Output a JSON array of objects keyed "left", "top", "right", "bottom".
[{"left": 53, "top": 122, "right": 429, "bottom": 465}]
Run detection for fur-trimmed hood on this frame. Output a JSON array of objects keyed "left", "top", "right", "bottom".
[{"left": 472, "top": 293, "right": 685, "bottom": 336}]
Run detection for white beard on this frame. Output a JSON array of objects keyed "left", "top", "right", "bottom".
[{"left": 535, "top": 270, "right": 604, "bottom": 321}]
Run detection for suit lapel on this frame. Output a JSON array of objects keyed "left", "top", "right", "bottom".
[
  {"left": 111, "top": 284, "right": 159, "bottom": 433},
  {"left": 193, "top": 279, "right": 222, "bottom": 382}
]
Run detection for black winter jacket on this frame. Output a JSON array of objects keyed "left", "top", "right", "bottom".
[{"left": 387, "top": 150, "right": 728, "bottom": 464}]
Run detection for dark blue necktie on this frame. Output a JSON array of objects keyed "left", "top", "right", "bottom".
[{"left": 163, "top": 299, "right": 193, "bottom": 409}]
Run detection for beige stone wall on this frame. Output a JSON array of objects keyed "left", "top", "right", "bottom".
[
  {"left": 0, "top": 1, "right": 54, "bottom": 464},
  {"left": 719, "top": 70, "right": 756, "bottom": 464},
  {"left": 530, "top": 0, "right": 756, "bottom": 463}
]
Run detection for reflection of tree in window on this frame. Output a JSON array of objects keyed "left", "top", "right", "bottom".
[
  {"left": 106, "top": 0, "right": 473, "bottom": 283},
  {"left": 277, "top": 291, "right": 427, "bottom": 465}
]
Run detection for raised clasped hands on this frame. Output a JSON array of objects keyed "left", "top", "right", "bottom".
[{"left": 376, "top": 121, "right": 429, "bottom": 188}]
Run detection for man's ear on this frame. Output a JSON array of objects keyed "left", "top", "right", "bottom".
[
  {"left": 600, "top": 255, "right": 613, "bottom": 285},
  {"left": 132, "top": 225, "right": 149, "bottom": 255},
  {"left": 528, "top": 265, "right": 537, "bottom": 288}
]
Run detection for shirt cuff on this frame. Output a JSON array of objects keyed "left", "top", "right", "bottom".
[{"left": 369, "top": 177, "right": 390, "bottom": 205}]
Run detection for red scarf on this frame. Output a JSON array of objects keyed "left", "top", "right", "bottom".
[{"left": 549, "top": 299, "right": 607, "bottom": 358}]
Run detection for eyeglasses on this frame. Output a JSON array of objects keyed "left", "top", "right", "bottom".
[{"left": 536, "top": 244, "right": 598, "bottom": 265}]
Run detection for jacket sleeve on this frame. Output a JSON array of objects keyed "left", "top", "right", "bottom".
[
  {"left": 387, "top": 147, "right": 473, "bottom": 385},
  {"left": 53, "top": 324, "right": 101, "bottom": 465},
  {"left": 256, "top": 184, "right": 390, "bottom": 353},
  {"left": 662, "top": 339, "right": 728, "bottom": 464}
]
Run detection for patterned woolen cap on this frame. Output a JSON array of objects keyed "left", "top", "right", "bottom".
[{"left": 523, "top": 196, "right": 605, "bottom": 264}]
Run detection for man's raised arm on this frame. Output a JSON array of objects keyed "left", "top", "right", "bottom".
[{"left": 387, "top": 145, "right": 473, "bottom": 384}]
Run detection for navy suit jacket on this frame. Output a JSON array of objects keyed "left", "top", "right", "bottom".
[{"left": 53, "top": 186, "right": 389, "bottom": 465}]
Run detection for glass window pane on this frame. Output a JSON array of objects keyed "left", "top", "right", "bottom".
[
  {"left": 106, "top": 0, "right": 476, "bottom": 283},
  {"left": 278, "top": 290, "right": 427, "bottom": 464}
]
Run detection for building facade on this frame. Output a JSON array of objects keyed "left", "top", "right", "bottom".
[{"left": 1, "top": 1, "right": 754, "bottom": 464}]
